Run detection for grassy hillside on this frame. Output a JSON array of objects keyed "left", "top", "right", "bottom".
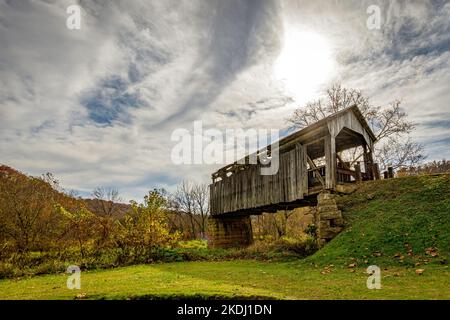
[{"left": 309, "top": 173, "right": 449, "bottom": 267}]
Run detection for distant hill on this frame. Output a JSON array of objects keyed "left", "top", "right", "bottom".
[
  {"left": 0, "top": 165, "right": 27, "bottom": 180},
  {"left": 0, "top": 164, "right": 131, "bottom": 218}
]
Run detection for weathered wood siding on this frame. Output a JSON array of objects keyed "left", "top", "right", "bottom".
[{"left": 210, "top": 143, "right": 306, "bottom": 215}]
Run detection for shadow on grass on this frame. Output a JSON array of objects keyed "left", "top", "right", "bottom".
[{"left": 88, "top": 293, "right": 277, "bottom": 300}]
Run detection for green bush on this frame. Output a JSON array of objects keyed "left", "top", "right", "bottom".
[
  {"left": 274, "top": 235, "right": 318, "bottom": 256},
  {"left": 0, "top": 262, "right": 16, "bottom": 278},
  {"left": 34, "top": 260, "right": 66, "bottom": 276},
  {"left": 0, "top": 240, "right": 317, "bottom": 279},
  {"left": 304, "top": 224, "right": 317, "bottom": 237},
  {"left": 177, "top": 239, "right": 208, "bottom": 249}
]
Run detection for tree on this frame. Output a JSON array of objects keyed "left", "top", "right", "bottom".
[
  {"left": 172, "top": 181, "right": 198, "bottom": 238},
  {"left": 191, "top": 183, "right": 209, "bottom": 238},
  {"left": 55, "top": 203, "right": 95, "bottom": 259},
  {"left": 376, "top": 137, "right": 426, "bottom": 170},
  {"left": 274, "top": 209, "right": 295, "bottom": 238},
  {"left": 91, "top": 187, "right": 122, "bottom": 217},
  {"left": 90, "top": 187, "right": 122, "bottom": 248},
  {"left": 171, "top": 181, "right": 210, "bottom": 239},
  {"left": 397, "top": 159, "right": 449, "bottom": 176},
  {"left": 287, "top": 84, "right": 426, "bottom": 170},
  {"left": 116, "top": 189, "right": 179, "bottom": 259},
  {"left": 252, "top": 209, "right": 296, "bottom": 239},
  {"left": 0, "top": 172, "right": 59, "bottom": 252}
]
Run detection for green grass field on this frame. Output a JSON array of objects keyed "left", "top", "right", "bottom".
[
  {"left": 0, "top": 174, "right": 449, "bottom": 300},
  {"left": 0, "top": 260, "right": 448, "bottom": 300}
]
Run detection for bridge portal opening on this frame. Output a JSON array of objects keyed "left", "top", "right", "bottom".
[{"left": 335, "top": 127, "right": 376, "bottom": 183}]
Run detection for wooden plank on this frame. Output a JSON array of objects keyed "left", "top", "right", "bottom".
[
  {"left": 336, "top": 168, "right": 356, "bottom": 176},
  {"left": 324, "top": 134, "right": 336, "bottom": 190},
  {"left": 354, "top": 163, "right": 362, "bottom": 183},
  {"left": 290, "top": 149, "right": 296, "bottom": 201},
  {"left": 307, "top": 155, "right": 325, "bottom": 186},
  {"left": 336, "top": 153, "right": 351, "bottom": 171}
]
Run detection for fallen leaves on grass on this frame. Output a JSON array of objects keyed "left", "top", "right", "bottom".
[
  {"left": 75, "top": 292, "right": 87, "bottom": 299},
  {"left": 425, "top": 247, "right": 439, "bottom": 257},
  {"left": 321, "top": 265, "right": 333, "bottom": 275},
  {"left": 415, "top": 269, "right": 425, "bottom": 275}
]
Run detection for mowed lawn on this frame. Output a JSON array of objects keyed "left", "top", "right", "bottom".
[{"left": 0, "top": 260, "right": 448, "bottom": 300}]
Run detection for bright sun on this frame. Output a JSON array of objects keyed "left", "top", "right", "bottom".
[{"left": 274, "top": 29, "right": 334, "bottom": 102}]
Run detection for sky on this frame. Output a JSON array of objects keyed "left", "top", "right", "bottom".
[{"left": 1, "top": 0, "right": 449, "bottom": 201}]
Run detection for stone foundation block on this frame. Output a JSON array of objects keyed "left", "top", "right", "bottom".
[{"left": 208, "top": 215, "right": 253, "bottom": 248}]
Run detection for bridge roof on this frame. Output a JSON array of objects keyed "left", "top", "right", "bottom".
[{"left": 281, "top": 105, "right": 377, "bottom": 146}]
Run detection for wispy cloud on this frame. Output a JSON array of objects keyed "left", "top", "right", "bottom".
[{"left": 1, "top": 0, "right": 449, "bottom": 200}]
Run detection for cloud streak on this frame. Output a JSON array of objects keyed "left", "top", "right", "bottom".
[{"left": 0, "top": 0, "right": 449, "bottom": 200}]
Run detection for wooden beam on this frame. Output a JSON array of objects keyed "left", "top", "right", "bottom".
[
  {"left": 307, "top": 155, "right": 325, "bottom": 187},
  {"left": 337, "top": 168, "right": 356, "bottom": 176},
  {"left": 354, "top": 163, "right": 362, "bottom": 183},
  {"left": 373, "top": 163, "right": 381, "bottom": 180},
  {"left": 336, "top": 153, "right": 351, "bottom": 171},
  {"left": 325, "top": 134, "right": 336, "bottom": 190}
]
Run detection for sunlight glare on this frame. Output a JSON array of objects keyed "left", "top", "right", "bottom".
[{"left": 274, "top": 29, "right": 334, "bottom": 103}]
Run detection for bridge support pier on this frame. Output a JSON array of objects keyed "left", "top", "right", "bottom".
[
  {"left": 316, "top": 191, "right": 344, "bottom": 247},
  {"left": 208, "top": 215, "right": 253, "bottom": 248}
]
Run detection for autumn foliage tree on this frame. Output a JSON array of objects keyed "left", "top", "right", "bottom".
[
  {"left": 116, "top": 189, "right": 179, "bottom": 260},
  {"left": 55, "top": 203, "right": 96, "bottom": 259},
  {"left": 0, "top": 167, "right": 62, "bottom": 253},
  {"left": 90, "top": 187, "right": 122, "bottom": 249},
  {"left": 0, "top": 165, "right": 206, "bottom": 276}
]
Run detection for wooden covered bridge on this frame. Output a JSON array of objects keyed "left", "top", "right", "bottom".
[{"left": 208, "top": 105, "right": 380, "bottom": 248}]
